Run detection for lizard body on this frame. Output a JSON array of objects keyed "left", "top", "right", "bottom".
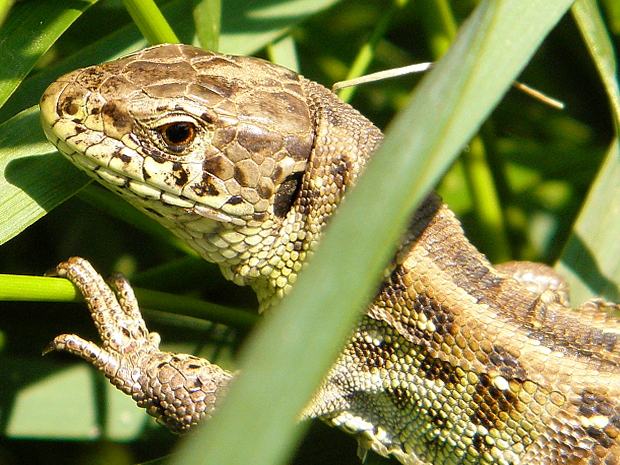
[{"left": 39, "top": 44, "right": 620, "bottom": 464}]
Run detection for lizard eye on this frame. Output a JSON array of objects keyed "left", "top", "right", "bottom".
[{"left": 157, "top": 122, "right": 196, "bottom": 151}]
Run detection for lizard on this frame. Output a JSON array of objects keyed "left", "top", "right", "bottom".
[{"left": 38, "top": 43, "right": 620, "bottom": 464}]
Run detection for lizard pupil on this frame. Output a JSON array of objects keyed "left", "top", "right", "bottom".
[{"left": 159, "top": 122, "right": 196, "bottom": 148}]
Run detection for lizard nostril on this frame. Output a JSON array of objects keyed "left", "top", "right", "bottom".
[{"left": 64, "top": 102, "right": 80, "bottom": 117}]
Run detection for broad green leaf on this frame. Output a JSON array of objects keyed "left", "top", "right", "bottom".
[
  {"left": 557, "top": 139, "right": 620, "bottom": 303},
  {"left": 5, "top": 364, "right": 146, "bottom": 440},
  {"left": 219, "top": 0, "right": 343, "bottom": 55},
  {"left": 266, "top": 35, "right": 300, "bottom": 72},
  {"left": 556, "top": 0, "right": 620, "bottom": 303},
  {"left": 0, "top": 107, "right": 89, "bottom": 246},
  {"left": 0, "top": 0, "right": 98, "bottom": 110},
  {"left": 599, "top": 0, "right": 620, "bottom": 35},
  {"left": 172, "top": 1, "right": 577, "bottom": 465}
]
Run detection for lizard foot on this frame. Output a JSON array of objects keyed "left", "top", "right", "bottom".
[{"left": 44, "top": 257, "right": 232, "bottom": 432}]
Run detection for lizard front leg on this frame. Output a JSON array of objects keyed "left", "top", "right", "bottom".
[{"left": 44, "top": 257, "right": 232, "bottom": 433}]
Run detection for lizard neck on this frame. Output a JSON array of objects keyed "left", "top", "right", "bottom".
[{"left": 224, "top": 81, "right": 383, "bottom": 312}]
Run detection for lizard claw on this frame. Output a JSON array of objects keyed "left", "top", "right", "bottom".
[{"left": 45, "top": 257, "right": 232, "bottom": 432}]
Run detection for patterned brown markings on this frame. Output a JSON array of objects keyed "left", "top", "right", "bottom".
[
  {"left": 99, "top": 75, "right": 141, "bottom": 101},
  {"left": 373, "top": 266, "right": 531, "bottom": 450},
  {"left": 58, "top": 95, "right": 80, "bottom": 118},
  {"left": 200, "top": 111, "right": 216, "bottom": 125},
  {"left": 141, "top": 147, "right": 166, "bottom": 164},
  {"left": 256, "top": 179, "right": 274, "bottom": 200},
  {"left": 212, "top": 125, "right": 236, "bottom": 150},
  {"left": 471, "top": 373, "right": 522, "bottom": 441},
  {"left": 449, "top": 255, "right": 504, "bottom": 304},
  {"left": 202, "top": 55, "right": 243, "bottom": 71},
  {"left": 124, "top": 61, "right": 196, "bottom": 88},
  {"left": 111, "top": 149, "right": 132, "bottom": 164},
  {"left": 350, "top": 324, "right": 397, "bottom": 370},
  {"left": 597, "top": 330, "right": 620, "bottom": 356},
  {"left": 191, "top": 172, "right": 220, "bottom": 197},
  {"left": 377, "top": 264, "right": 456, "bottom": 345},
  {"left": 284, "top": 134, "right": 314, "bottom": 162},
  {"left": 353, "top": 319, "right": 459, "bottom": 421},
  {"left": 196, "top": 75, "right": 239, "bottom": 99},
  {"left": 203, "top": 155, "right": 234, "bottom": 181},
  {"left": 237, "top": 126, "right": 283, "bottom": 158},
  {"left": 171, "top": 162, "right": 189, "bottom": 187},
  {"left": 101, "top": 101, "right": 133, "bottom": 131},
  {"left": 272, "top": 164, "right": 285, "bottom": 184},
  {"left": 577, "top": 390, "right": 620, "bottom": 451},
  {"left": 330, "top": 156, "right": 350, "bottom": 189},
  {"left": 273, "top": 172, "right": 303, "bottom": 218},
  {"left": 384, "top": 386, "right": 415, "bottom": 411},
  {"left": 487, "top": 345, "right": 527, "bottom": 380},
  {"left": 252, "top": 212, "right": 268, "bottom": 222},
  {"left": 517, "top": 299, "right": 620, "bottom": 365},
  {"left": 233, "top": 163, "right": 251, "bottom": 187},
  {"left": 471, "top": 434, "right": 486, "bottom": 456},
  {"left": 76, "top": 68, "right": 108, "bottom": 91}
]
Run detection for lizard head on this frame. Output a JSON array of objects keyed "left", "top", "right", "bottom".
[
  {"left": 40, "top": 43, "right": 380, "bottom": 309},
  {"left": 40, "top": 43, "right": 314, "bottom": 227}
]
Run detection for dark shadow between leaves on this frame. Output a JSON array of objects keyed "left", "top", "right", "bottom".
[{"left": 561, "top": 233, "right": 620, "bottom": 303}]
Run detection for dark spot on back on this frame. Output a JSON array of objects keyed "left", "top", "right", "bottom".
[{"left": 487, "top": 345, "right": 527, "bottom": 379}]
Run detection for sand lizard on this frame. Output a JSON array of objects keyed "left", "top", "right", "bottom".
[{"left": 39, "top": 43, "right": 620, "bottom": 464}]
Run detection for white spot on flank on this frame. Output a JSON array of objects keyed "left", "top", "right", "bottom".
[{"left": 492, "top": 376, "right": 509, "bottom": 391}]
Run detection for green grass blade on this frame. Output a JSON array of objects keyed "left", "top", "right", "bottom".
[
  {"left": 572, "top": 0, "right": 620, "bottom": 123},
  {"left": 194, "top": 0, "right": 221, "bottom": 51},
  {"left": 0, "top": 273, "right": 257, "bottom": 329},
  {"left": 121, "top": 0, "right": 180, "bottom": 44},
  {"left": 337, "top": 0, "right": 407, "bottom": 103},
  {"left": 266, "top": 35, "right": 300, "bottom": 72},
  {"left": 170, "top": 1, "right": 575, "bottom": 464},
  {"left": 0, "top": 0, "right": 14, "bottom": 28}
]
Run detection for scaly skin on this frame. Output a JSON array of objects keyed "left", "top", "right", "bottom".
[{"left": 40, "top": 44, "right": 620, "bottom": 464}]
